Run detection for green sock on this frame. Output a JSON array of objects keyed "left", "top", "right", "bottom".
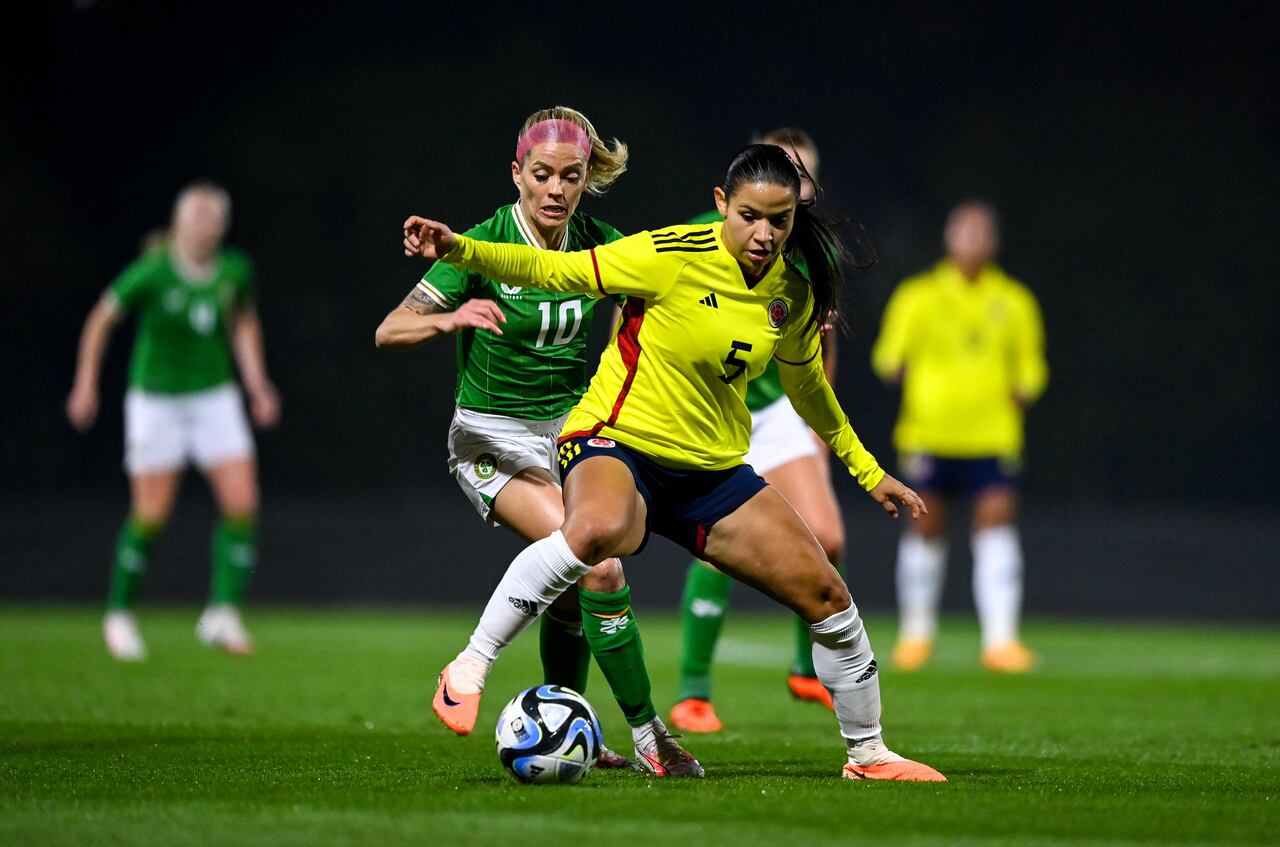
[
  {"left": 579, "top": 585, "right": 656, "bottom": 727},
  {"left": 107, "top": 516, "right": 161, "bottom": 610},
  {"left": 791, "top": 562, "right": 845, "bottom": 677},
  {"left": 210, "top": 515, "right": 257, "bottom": 606},
  {"left": 677, "top": 561, "right": 732, "bottom": 701},
  {"left": 539, "top": 604, "right": 591, "bottom": 694}
]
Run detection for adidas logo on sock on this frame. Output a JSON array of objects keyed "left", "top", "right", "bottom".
[
  {"left": 854, "top": 659, "right": 878, "bottom": 684},
  {"left": 699, "top": 292, "right": 719, "bottom": 308},
  {"left": 508, "top": 597, "right": 540, "bottom": 616}
]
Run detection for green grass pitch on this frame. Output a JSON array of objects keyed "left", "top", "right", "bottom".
[{"left": 2, "top": 606, "right": 1277, "bottom": 845}]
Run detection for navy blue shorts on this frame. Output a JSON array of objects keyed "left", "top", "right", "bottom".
[
  {"left": 898, "top": 452, "right": 1021, "bottom": 497},
  {"left": 557, "top": 435, "right": 767, "bottom": 556}
]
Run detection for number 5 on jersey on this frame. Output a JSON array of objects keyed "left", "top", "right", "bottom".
[{"left": 720, "top": 340, "right": 753, "bottom": 383}]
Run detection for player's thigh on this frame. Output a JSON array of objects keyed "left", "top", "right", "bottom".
[
  {"left": 204, "top": 457, "right": 259, "bottom": 517},
  {"left": 129, "top": 470, "right": 183, "bottom": 523},
  {"left": 973, "top": 486, "right": 1017, "bottom": 529},
  {"left": 491, "top": 466, "right": 565, "bottom": 543},
  {"left": 190, "top": 384, "right": 256, "bottom": 474},
  {"left": 560, "top": 456, "right": 647, "bottom": 563},
  {"left": 493, "top": 467, "right": 627, "bottom": 595},
  {"left": 702, "top": 485, "right": 849, "bottom": 622},
  {"left": 764, "top": 453, "right": 845, "bottom": 562}
]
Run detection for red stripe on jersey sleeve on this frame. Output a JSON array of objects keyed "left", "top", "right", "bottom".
[
  {"left": 602, "top": 297, "right": 647, "bottom": 430},
  {"left": 590, "top": 248, "right": 605, "bottom": 296}
]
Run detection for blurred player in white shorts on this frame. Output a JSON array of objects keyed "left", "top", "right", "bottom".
[{"left": 67, "top": 182, "right": 280, "bottom": 661}]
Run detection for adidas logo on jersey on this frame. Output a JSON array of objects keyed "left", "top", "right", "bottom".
[
  {"left": 508, "top": 597, "right": 540, "bottom": 616},
  {"left": 599, "top": 614, "right": 631, "bottom": 635},
  {"left": 699, "top": 292, "right": 719, "bottom": 308}
]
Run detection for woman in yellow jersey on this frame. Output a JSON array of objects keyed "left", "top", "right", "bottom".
[
  {"left": 671, "top": 128, "right": 848, "bottom": 734},
  {"left": 872, "top": 202, "right": 1047, "bottom": 673},
  {"left": 405, "top": 144, "right": 946, "bottom": 782}
]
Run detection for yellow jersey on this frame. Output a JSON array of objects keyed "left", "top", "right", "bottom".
[
  {"left": 442, "top": 223, "right": 885, "bottom": 491},
  {"left": 872, "top": 259, "right": 1048, "bottom": 457}
]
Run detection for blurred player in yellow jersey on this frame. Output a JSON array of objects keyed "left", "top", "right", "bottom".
[{"left": 872, "top": 202, "right": 1047, "bottom": 672}]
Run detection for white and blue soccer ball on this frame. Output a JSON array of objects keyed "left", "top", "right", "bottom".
[{"left": 495, "top": 685, "right": 602, "bottom": 784}]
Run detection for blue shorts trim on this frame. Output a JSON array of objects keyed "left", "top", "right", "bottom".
[
  {"left": 557, "top": 436, "right": 767, "bottom": 556},
  {"left": 898, "top": 453, "right": 1021, "bottom": 497}
]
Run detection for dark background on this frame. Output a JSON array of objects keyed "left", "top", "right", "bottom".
[{"left": 3, "top": 2, "right": 1277, "bottom": 618}]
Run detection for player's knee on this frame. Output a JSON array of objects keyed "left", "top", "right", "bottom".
[
  {"left": 578, "top": 557, "right": 625, "bottom": 593},
  {"left": 974, "top": 490, "right": 1017, "bottom": 528},
  {"left": 801, "top": 573, "right": 852, "bottom": 623},
  {"left": 561, "top": 514, "right": 628, "bottom": 565},
  {"left": 813, "top": 522, "right": 845, "bottom": 565}
]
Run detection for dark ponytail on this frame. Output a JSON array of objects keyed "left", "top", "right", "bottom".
[{"left": 721, "top": 143, "right": 876, "bottom": 331}]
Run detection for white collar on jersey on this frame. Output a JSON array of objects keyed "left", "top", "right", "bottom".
[{"left": 512, "top": 204, "right": 569, "bottom": 251}]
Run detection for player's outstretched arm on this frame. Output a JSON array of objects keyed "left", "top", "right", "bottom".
[
  {"left": 66, "top": 298, "right": 120, "bottom": 432},
  {"left": 375, "top": 287, "right": 506, "bottom": 349},
  {"left": 402, "top": 214, "right": 605, "bottom": 296},
  {"left": 232, "top": 308, "right": 281, "bottom": 429},
  {"left": 403, "top": 216, "right": 458, "bottom": 260}
]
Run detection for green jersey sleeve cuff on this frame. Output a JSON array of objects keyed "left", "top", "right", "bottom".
[{"left": 415, "top": 279, "right": 454, "bottom": 309}]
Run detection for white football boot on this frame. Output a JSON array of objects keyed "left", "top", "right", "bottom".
[
  {"left": 196, "top": 604, "right": 254, "bottom": 656},
  {"left": 632, "top": 716, "right": 704, "bottom": 777},
  {"left": 104, "top": 610, "right": 147, "bottom": 662}
]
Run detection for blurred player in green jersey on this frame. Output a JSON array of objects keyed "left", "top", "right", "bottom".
[
  {"left": 68, "top": 182, "right": 280, "bottom": 661},
  {"left": 670, "top": 128, "right": 847, "bottom": 733},
  {"left": 872, "top": 201, "right": 1048, "bottom": 672},
  {"left": 377, "top": 106, "right": 673, "bottom": 770}
]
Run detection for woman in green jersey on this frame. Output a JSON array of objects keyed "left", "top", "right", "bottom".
[
  {"left": 68, "top": 182, "right": 280, "bottom": 661},
  {"left": 671, "top": 128, "right": 848, "bottom": 732},
  {"left": 377, "top": 106, "right": 695, "bottom": 774}
]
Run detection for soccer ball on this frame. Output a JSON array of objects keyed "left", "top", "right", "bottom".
[{"left": 495, "top": 685, "right": 602, "bottom": 784}]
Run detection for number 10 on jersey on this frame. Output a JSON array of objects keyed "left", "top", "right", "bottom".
[{"left": 536, "top": 300, "right": 584, "bottom": 348}]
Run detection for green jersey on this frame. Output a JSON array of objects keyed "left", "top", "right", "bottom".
[
  {"left": 416, "top": 204, "right": 624, "bottom": 420},
  {"left": 688, "top": 210, "right": 785, "bottom": 412},
  {"left": 108, "top": 247, "right": 255, "bottom": 395}
]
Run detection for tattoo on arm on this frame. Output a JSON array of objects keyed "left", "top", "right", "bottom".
[{"left": 401, "top": 287, "right": 444, "bottom": 315}]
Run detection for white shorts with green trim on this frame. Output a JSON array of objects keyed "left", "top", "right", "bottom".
[
  {"left": 124, "top": 382, "right": 254, "bottom": 475},
  {"left": 744, "top": 395, "right": 819, "bottom": 476},
  {"left": 447, "top": 407, "right": 568, "bottom": 526}
]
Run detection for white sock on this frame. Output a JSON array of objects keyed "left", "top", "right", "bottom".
[
  {"left": 810, "top": 603, "right": 882, "bottom": 742},
  {"left": 972, "top": 524, "right": 1023, "bottom": 648},
  {"left": 458, "top": 530, "right": 591, "bottom": 673},
  {"left": 847, "top": 734, "right": 904, "bottom": 767},
  {"left": 896, "top": 532, "right": 947, "bottom": 640}
]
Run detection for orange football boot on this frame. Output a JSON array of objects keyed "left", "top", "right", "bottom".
[
  {"left": 891, "top": 637, "right": 934, "bottom": 672},
  {"left": 981, "top": 640, "right": 1038, "bottom": 673},
  {"left": 432, "top": 662, "right": 482, "bottom": 736},
  {"left": 843, "top": 759, "right": 948, "bottom": 782},
  {"left": 669, "top": 698, "right": 724, "bottom": 733},
  {"left": 787, "top": 674, "right": 835, "bottom": 710}
]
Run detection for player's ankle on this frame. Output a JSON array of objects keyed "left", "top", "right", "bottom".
[
  {"left": 450, "top": 651, "right": 491, "bottom": 694},
  {"left": 846, "top": 734, "right": 905, "bottom": 767}
]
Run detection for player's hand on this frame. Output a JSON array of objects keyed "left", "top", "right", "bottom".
[
  {"left": 403, "top": 216, "right": 457, "bottom": 260},
  {"left": 247, "top": 381, "right": 281, "bottom": 429},
  {"left": 869, "top": 473, "right": 926, "bottom": 520},
  {"left": 66, "top": 383, "right": 99, "bottom": 432},
  {"left": 441, "top": 299, "right": 506, "bottom": 336}
]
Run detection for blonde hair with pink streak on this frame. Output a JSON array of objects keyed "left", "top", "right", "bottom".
[{"left": 516, "top": 106, "right": 629, "bottom": 197}]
